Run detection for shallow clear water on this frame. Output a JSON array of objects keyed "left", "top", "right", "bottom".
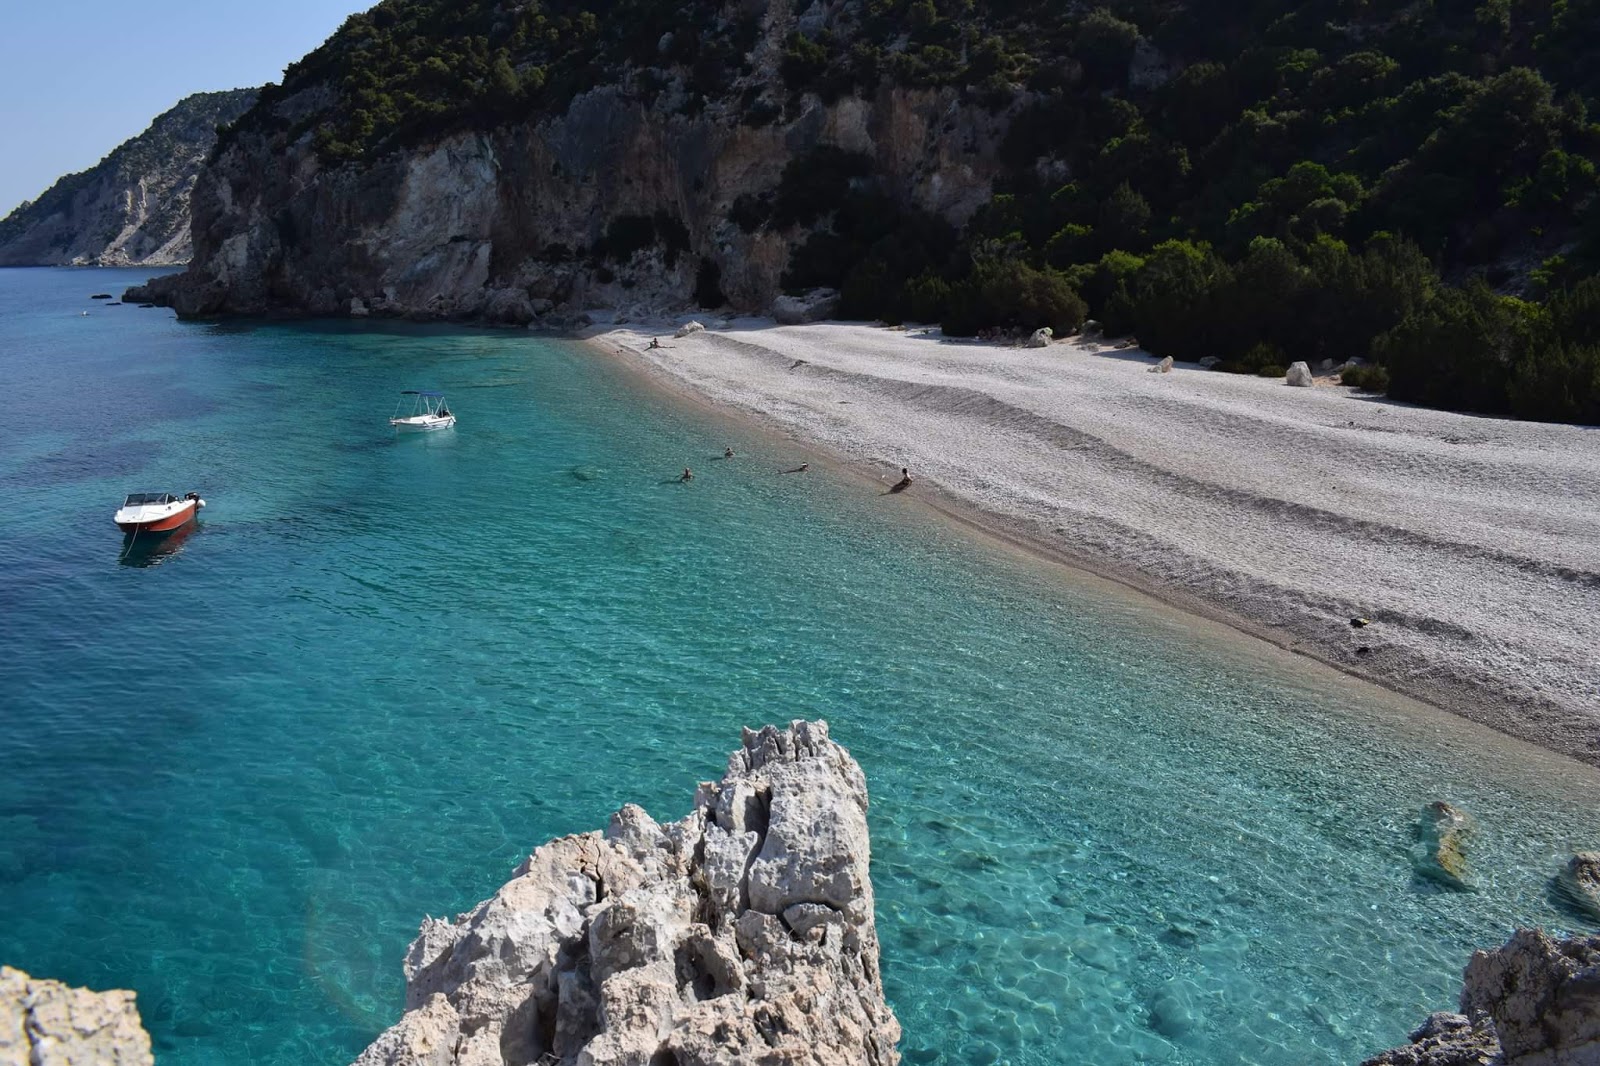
[{"left": 1, "top": 267, "right": 1596, "bottom": 1066}]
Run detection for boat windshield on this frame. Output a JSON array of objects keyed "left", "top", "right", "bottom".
[{"left": 122, "top": 493, "right": 174, "bottom": 506}]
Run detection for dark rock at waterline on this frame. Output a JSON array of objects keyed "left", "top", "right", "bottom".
[
  {"left": 1413, "top": 801, "right": 1474, "bottom": 890},
  {"left": 1364, "top": 929, "right": 1600, "bottom": 1065},
  {"left": 90, "top": 293, "right": 112, "bottom": 299},
  {"left": 1556, "top": 851, "right": 1600, "bottom": 920}
]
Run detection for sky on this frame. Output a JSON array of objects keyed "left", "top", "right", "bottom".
[{"left": 0, "top": 0, "right": 371, "bottom": 217}]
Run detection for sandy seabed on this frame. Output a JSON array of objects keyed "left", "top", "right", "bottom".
[{"left": 587, "top": 318, "right": 1600, "bottom": 765}]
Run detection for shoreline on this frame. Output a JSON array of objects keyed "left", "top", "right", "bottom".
[{"left": 581, "top": 317, "right": 1600, "bottom": 769}]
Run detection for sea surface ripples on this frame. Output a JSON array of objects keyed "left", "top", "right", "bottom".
[{"left": 1, "top": 268, "right": 1596, "bottom": 1065}]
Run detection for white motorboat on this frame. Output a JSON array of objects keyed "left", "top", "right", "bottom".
[
  {"left": 114, "top": 491, "right": 205, "bottom": 535},
  {"left": 390, "top": 390, "right": 456, "bottom": 432}
]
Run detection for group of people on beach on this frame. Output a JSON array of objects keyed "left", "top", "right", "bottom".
[{"left": 679, "top": 453, "right": 912, "bottom": 491}]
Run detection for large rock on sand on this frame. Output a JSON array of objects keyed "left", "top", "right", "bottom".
[
  {"left": 1026, "top": 327, "right": 1053, "bottom": 348},
  {"left": 1286, "top": 361, "right": 1314, "bottom": 386},
  {"left": 674, "top": 320, "right": 706, "bottom": 338},
  {"left": 1413, "top": 802, "right": 1474, "bottom": 890},
  {"left": 1557, "top": 852, "right": 1600, "bottom": 920},
  {"left": 0, "top": 967, "right": 153, "bottom": 1066},
  {"left": 1364, "top": 929, "right": 1600, "bottom": 1065},
  {"left": 351, "top": 720, "right": 901, "bottom": 1066}
]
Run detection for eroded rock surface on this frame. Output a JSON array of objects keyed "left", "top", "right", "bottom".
[
  {"left": 0, "top": 967, "right": 153, "bottom": 1066},
  {"left": 1557, "top": 854, "right": 1600, "bottom": 921},
  {"left": 1414, "top": 802, "right": 1475, "bottom": 890},
  {"left": 1363, "top": 929, "right": 1600, "bottom": 1066},
  {"left": 352, "top": 720, "right": 900, "bottom": 1066}
]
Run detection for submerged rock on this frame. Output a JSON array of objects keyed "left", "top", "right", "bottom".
[
  {"left": 350, "top": 720, "right": 901, "bottom": 1066},
  {"left": 1556, "top": 852, "right": 1600, "bottom": 920},
  {"left": 1366, "top": 929, "right": 1600, "bottom": 1065},
  {"left": 0, "top": 966, "right": 153, "bottom": 1066},
  {"left": 1414, "top": 802, "right": 1474, "bottom": 890}
]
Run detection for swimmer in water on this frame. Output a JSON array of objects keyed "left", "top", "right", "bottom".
[{"left": 680, "top": 467, "right": 694, "bottom": 482}]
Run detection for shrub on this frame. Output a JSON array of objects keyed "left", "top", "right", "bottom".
[
  {"left": 1256, "top": 364, "right": 1287, "bottom": 377},
  {"left": 1340, "top": 364, "right": 1391, "bottom": 391}
]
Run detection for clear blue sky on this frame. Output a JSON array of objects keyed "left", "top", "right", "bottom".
[{"left": 0, "top": 0, "right": 371, "bottom": 217}]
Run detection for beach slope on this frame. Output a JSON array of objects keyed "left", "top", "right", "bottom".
[{"left": 592, "top": 321, "right": 1600, "bottom": 764}]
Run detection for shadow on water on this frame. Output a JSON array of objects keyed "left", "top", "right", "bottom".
[{"left": 118, "top": 523, "right": 198, "bottom": 568}]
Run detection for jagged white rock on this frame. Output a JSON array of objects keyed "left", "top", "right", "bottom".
[
  {"left": 0, "top": 967, "right": 153, "bottom": 1066},
  {"left": 351, "top": 720, "right": 900, "bottom": 1066},
  {"left": 1286, "top": 361, "right": 1314, "bottom": 386},
  {"left": 1363, "top": 929, "right": 1600, "bottom": 1065},
  {"left": 1026, "top": 327, "right": 1053, "bottom": 348},
  {"left": 675, "top": 321, "right": 706, "bottom": 338}
]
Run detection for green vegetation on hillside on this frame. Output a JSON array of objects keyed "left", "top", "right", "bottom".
[{"left": 227, "top": 0, "right": 1600, "bottom": 422}]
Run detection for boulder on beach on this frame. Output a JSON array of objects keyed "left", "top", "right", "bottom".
[
  {"left": 772, "top": 288, "right": 840, "bottom": 325},
  {"left": 674, "top": 320, "right": 706, "bottom": 338},
  {"left": 1149, "top": 356, "right": 1174, "bottom": 373},
  {"left": 349, "top": 720, "right": 901, "bottom": 1066},
  {"left": 1413, "top": 801, "right": 1474, "bottom": 889},
  {"left": 1556, "top": 851, "right": 1600, "bottom": 919},
  {"left": 1026, "top": 327, "right": 1053, "bottom": 348},
  {"left": 0, "top": 966, "right": 154, "bottom": 1066},
  {"left": 1286, "top": 361, "right": 1314, "bottom": 386}
]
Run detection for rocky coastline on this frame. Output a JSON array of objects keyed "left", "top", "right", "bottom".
[
  {"left": 351, "top": 719, "right": 901, "bottom": 1066},
  {"left": 1363, "top": 929, "right": 1600, "bottom": 1065},
  {"left": 0, "top": 90, "right": 255, "bottom": 268}
]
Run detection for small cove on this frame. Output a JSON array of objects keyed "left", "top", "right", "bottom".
[{"left": 1, "top": 267, "right": 1597, "bottom": 1065}]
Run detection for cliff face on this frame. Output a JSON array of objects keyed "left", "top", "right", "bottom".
[
  {"left": 0, "top": 90, "right": 256, "bottom": 267},
  {"left": 133, "top": 0, "right": 1004, "bottom": 321},
  {"left": 351, "top": 720, "right": 900, "bottom": 1066},
  {"left": 0, "top": 967, "right": 154, "bottom": 1066}
]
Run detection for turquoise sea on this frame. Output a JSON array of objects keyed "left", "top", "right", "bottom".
[{"left": 1, "top": 267, "right": 1596, "bottom": 1065}]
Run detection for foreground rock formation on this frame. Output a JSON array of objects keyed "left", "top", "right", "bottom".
[
  {"left": 0, "top": 90, "right": 255, "bottom": 268},
  {"left": 0, "top": 967, "right": 153, "bottom": 1066},
  {"left": 1363, "top": 929, "right": 1600, "bottom": 1065},
  {"left": 352, "top": 720, "right": 900, "bottom": 1066}
]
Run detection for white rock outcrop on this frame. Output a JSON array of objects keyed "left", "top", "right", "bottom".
[
  {"left": 1026, "top": 327, "right": 1053, "bottom": 348},
  {"left": 1149, "top": 356, "right": 1174, "bottom": 373},
  {"left": 674, "top": 321, "right": 706, "bottom": 338},
  {"left": 772, "top": 289, "right": 842, "bottom": 326},
  {"left": 1286, "top": 361, "right": 1314, "bottom": 386},
  {"left": 352, "top": 720, "right": 901, "bottom": 1066},
  {"left": 0, "top": 967, "right": 153, "bottom": 1066},
  {"left": 1363, "top": 929, "right": 1600, "bottom": 1065}
]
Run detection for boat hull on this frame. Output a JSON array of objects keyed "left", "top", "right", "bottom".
[
  {"left": 116, "top": 501, "right": 198, "bottom": 535},
  {"left": 391, "top": 415, "right": 456, "bottom": 432}
]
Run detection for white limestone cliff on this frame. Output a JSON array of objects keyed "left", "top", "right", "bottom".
[{"left": 351, "top": 720, "right": 901, "bottom": 1066}]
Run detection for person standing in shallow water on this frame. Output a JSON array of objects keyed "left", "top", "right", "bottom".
[{"left": 680, "top": 467, "right": 694, "bottom": 482}]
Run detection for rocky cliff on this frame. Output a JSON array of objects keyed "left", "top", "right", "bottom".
[
  {"left": 0, "top": 967, "right": 154, "bottom": 1066},
  {"left": 351, "top": 719, "right": 900, "bottom": 1066},
  {"left": 1363, "top": 928, "right": 1600, "bottom": 1066},
  {"left": 0, "top": 89, "right": 256, "bottom": 267},
  {"left": 128, "top": 0, "right": 1006, "bottom": 322}
]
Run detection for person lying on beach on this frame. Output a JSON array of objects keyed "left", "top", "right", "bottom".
[
  {"left": 680, "top": 467, "right": 694, "bottom": 482},
  {"left": 890, "top": 467, "right": 914, "bottom": 493}
]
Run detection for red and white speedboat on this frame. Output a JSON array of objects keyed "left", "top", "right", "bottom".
[{"left": 114, "top": 492, "right": 205, "bottom": 535}]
